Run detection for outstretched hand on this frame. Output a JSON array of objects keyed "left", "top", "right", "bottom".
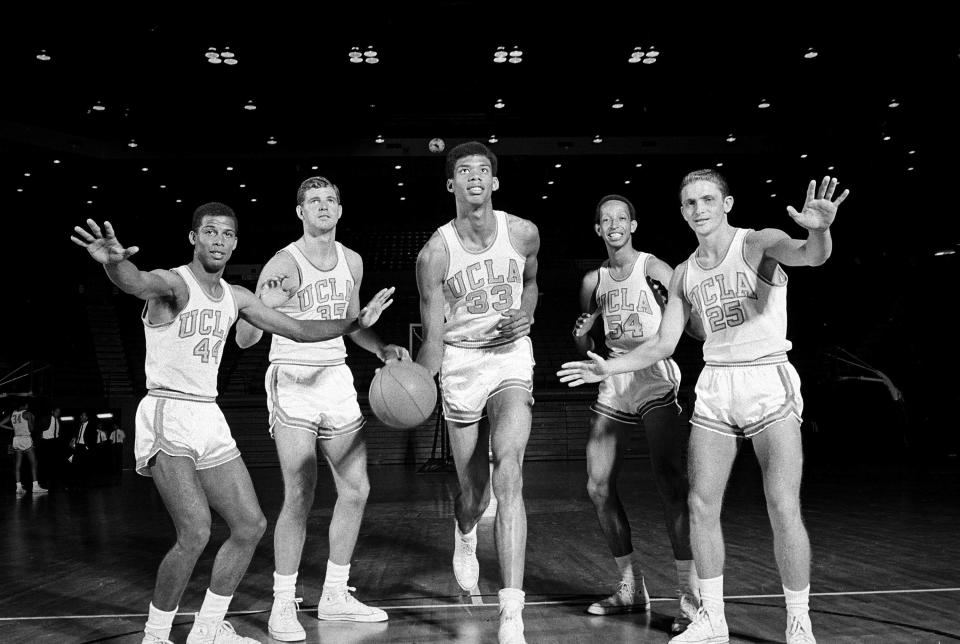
[
  {"left": 557, "top": 351, "right": 609, "bottom": 387},
  {"left": 572, "top": 309, "right": 601, "bottom": 338},
  {"left": 70, "top": 219, "right": 139, "bottom": 265},
  {"left": 787, "top": 176, "right": 850, "bottom": 231},
  {"left": 358, "top": 286, "right": 396, "bottom": 328}
]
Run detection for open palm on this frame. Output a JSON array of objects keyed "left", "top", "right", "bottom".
[
  {"left": 787, "top": 176, "right": 850, "bottom": 231},
  {"left": 358, "top": 286, "right": 396, "bottom": 328},
  {"left": 70, "top": 219, "right": 139, "bottom": 265}
]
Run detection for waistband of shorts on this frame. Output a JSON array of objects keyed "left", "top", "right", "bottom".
[
  {"left": 704, "top": 352, "right": 789, "bottom": 368},
  {"left": 147, "top": 389, "right": 217, "bottom": 403},
  {"left": 271, "top": 358, "right": 346, "bottom": 367},
  {"left": 444, "top": 336, "right": 521, "bottom": 350}
]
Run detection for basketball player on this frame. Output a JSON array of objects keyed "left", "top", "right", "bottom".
[
  {"left": 71, "top": 204, "right": 395, "bottom": 644},
  {"left": 571, "top": 195, "right": 697, "bottom": 632},
  {"left": 235, "top": 176, "right": 408, "bottom": 641},
  {"left": 415, "top": 142, "right": 540, "bottom": 644},
  {"left": 559, "top": 172, "right": 849, "bottom": 644},
  {"left": 1, "top": 401, "right": 48, "bottom": 496}
]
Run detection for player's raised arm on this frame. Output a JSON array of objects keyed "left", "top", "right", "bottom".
[
  {"left": 572, "top": 269, "right": 601, "bottom": 355},
  {"left": 233, "top": 283, "right": 393, "bottom": 343},
  {"left": 558, "top": 263, "right": 691, "bottom": 386},
  {"left": 760, "top": 175, "right": 850, "bottom": 267},
  {"left": 235, "top": 252, "right": 299, "bottom": 349},
  {"left": 71, "top": 219, "right": 183, "bottom": 301},
  {"left": 415, "top": 233, "right": 447, "bottom": 377}
]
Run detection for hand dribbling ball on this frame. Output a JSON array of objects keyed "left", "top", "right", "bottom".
[
  {"left": 428, "top": 137, "right": 446, "bottom": 153},
  {"left": 369, "top": 361, "right": 438, "bottom": 429}
]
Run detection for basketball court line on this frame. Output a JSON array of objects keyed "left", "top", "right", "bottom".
[{"left": 2, "top": 587, "right": 958, "bottom": 621}]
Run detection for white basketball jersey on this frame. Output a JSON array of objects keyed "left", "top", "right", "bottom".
[
  {"left": 437, "top": 210, "right": 525, "bottom": 349},
  {"left": 11, "top": 411, "right": 30, "bottom": 437},
  {"left": 595, "top": 252, "right": 663, "bottom": 357},
  {"left": 269, "top": 242, "right": 353, "bottom": 366},
  {"left": 143, "top": 265, "right": 237, "bottom": 399},
  {"left": 683, "top": 228, "right": 791, "bottom": 363}
]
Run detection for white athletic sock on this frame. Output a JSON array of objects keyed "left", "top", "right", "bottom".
[
  {"left": 144, "top": 602, "right": 178, "bottom": 640},
  {"left": 783, "top": 584, "right": 810, "bottom": 619},
  {"left": 195, "top": 589, "right": 232, "bottom": 627},
  {"left": 273, "top": 571, "right": 298, "bottom": 601},
  {"left": 614, "top": 552, "right": 640, "bottom": 588},
  {"left": 498, "top": 587, "right": 525, "bottom": 614},
  {"left": 322, "top": 560, "right": 350, "bottom": 593},
  {"left": 675, "top": 559, "right": 699, "bottom": 596},
  {"left": 698, "top": 575, "right": 724, "bottom": 615}
]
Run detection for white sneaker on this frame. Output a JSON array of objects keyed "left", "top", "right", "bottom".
[
  {"left": 15, "top": 486, "right": 26, "bottom": 497},
  {"left": 186, "top": 619, "right": 260, "bottom": 644},
  {"left": 587, "top": 579, "right": 650, "bottom": 615},
  {"left": 452, "top": 521, "right": 479, "bottom": 590},
  {"left": 141, "top": 633, "right": 173, "bottom": 644},
  {"left": 498, "top": 601, "right": 525, "bottom": 644},
  {"left": 317, "top": 586, "right": 388, "bottom": 622},
  {"left": 32, "top": 483, "right": 48, "bottom": 496},
  {"left": 668, "top": 607, "right": 728, "bottom": 643},
  {"left": 268, "top": 597, "right": 305, "bottom": 641},
  {"left": 671, "top": 589, "right": 701, "bottom": 633},
  {"left": 786, "top": 614, "right": 817, "bottom": 643}
]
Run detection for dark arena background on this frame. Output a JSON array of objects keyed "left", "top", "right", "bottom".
[{"left": 1, "top": 7, "right": 958, "bottom": 643}]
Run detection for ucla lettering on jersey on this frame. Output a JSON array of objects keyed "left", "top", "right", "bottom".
[
  {"left": 143, "top": 266, "right": 238, "bottom": 399},
  {"left": 438, "top": 210, "right": 525, "bottom": 349},
  {"left": 595, "top": 253, "right": 663, "bottom": 357},
  {"left": 270, "top": 242, "right": 354, "bottom": 366},
  {"left": 684, "top": 228, "right": 791, "bottom": 364}
]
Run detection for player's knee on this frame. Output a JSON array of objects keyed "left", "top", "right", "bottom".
[
  {"left": 765, "top": 492, "right": 802, "bottom": 524},
  {"left": 283, "top": 480, "right": 316, "bottom": 513},
  {"left": 235, "top": 511, "right": 267, "bottom": 544},
  {"left": 687, "top": 489, "right": 721, "bottom": 522},
  {"left": 586, "top": 477, "right": 611, "bottom": 506},
  {"left": 340, "top": 474, "right": 370, "bottom": 506},
  {"left": 177, "top": 522, "right": 211, "bottom": 554},
  {"left": 492, "top": 460, "right": 523, "bottom": 501}
]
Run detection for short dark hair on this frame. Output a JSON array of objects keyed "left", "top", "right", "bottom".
[
  {"left": 445, "top": 141, "right": 498, "bottom": 179},
  {"left": 191, "top": 202, "right": 238, "bottom": 233},
  {"left": 595, "top": 194, "right": 636, "bottom": 225},
  {"left": 296, "top": 176, "right": 342, "bottom": 206},
  {"left": 679, "top": 169, "right": 730, "bottom": 200}
]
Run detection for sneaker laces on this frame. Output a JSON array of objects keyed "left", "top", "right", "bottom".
[
  {"left": 788, "top": 615, "right": 814, "bottom": 639},
  {"left": 277, "top": 597, "right": 303, "bottom": 619},
  {"left": 457, "top": 532, "right": 476, "bottom": 555}
]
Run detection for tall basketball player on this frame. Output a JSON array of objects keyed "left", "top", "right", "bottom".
[{"left": 415, "top": 141, "right": 540, "bottom": 644}]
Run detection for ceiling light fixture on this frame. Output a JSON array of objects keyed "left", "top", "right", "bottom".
[
  {"left": 494, "top": 98, "right": 505, "bottom": 109},
  {"left": 758, "top": 98, "right": 771, "bottom": 109},
  {"left": 488, "top": 135, "right": 498, "bottom": 143},
  {"left": 804, "top": 47, "right": 818, "bottom": 59},
  {"left": 611, "top": 99, "right": 624, "bottom": 109},
  {"left": 36, "top": 49, "right": 51, "bottom": 61},
  {"left": 375, "top": 134, "right": 385, "bottom": 143}
]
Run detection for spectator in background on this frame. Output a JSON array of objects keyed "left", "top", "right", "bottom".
[{"left": 39, "top": 406, "right": 64, "bottom": 490}]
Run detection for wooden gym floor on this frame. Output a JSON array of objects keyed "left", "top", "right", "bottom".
[{"left": 1, "top": 448, "right": 958, "bottom": 643}]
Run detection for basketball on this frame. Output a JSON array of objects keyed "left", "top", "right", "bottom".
[
  {"left": 369, "top": 361, "right": 438, "bottom": 429},
  {"left": 428, "top": 137, "right": 446, "bottom": 153}
]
